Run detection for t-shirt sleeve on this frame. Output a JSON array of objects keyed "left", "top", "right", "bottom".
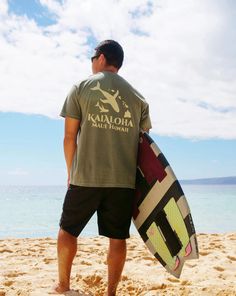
[
  {"left": 60, "top": 85, "right": 81, "bottom": 120},
  {"left": 140, "top": 102, "right": 152, "bottom": 130}
]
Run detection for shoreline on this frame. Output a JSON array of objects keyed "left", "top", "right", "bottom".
[{"left": 0, "top": 233, "right": 236, "bottom": 295}]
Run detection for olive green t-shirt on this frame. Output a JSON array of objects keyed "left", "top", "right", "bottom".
[{"left": 60, "top": 71, "right": 152, "bottom": 188}]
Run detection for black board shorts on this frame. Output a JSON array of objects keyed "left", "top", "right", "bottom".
[{"left": 59, "top": 185, "right": 135, "bottom": 239}]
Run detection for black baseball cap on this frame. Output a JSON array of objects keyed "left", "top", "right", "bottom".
[{"left": 94, "top": 40, "right": 124, "bottom": 69}]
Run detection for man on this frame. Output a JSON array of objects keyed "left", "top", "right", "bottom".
[{"left": 53, "top": 40, "right": 152, "bottom": 295}]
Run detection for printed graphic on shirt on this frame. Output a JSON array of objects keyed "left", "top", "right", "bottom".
[
  {"left": 88, "top": 82, "right": 134, "bottom": 133},
  {"left": 91, "top": 82, "right": 120, "bottom": 113}
]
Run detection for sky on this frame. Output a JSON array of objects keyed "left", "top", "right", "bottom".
[{"left": 0, "top": 0, "right": 236, "bottom": 185}]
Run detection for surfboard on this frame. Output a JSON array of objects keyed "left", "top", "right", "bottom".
[{"left": 133, "top": 132, "right": 199, "bottom": 278}]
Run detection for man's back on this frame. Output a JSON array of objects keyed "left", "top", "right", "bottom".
[{"left": 61, "top": 71, "right": 151, "bottom": 188}]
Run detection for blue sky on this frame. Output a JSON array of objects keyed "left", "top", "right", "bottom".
[
  {"left": 8, "top": 0, "right": 56, "bottom": 26},
  {"left": 0, "top": 0, "right": 236, "bottom": 185}
]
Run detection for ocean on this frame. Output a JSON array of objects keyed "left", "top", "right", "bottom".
[{"left": 0, "top": 185, "right": 235, "bottom": 239}]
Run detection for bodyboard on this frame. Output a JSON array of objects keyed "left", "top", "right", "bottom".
[{"left": 133, "top": 132, "right": 199, "bottom": 278}]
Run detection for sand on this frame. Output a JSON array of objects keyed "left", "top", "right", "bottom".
[{"left": 0, "top": 233, "right": 236, "bottom": 296}]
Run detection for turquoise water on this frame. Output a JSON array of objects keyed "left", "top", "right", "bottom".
[
  {"left": 0, "top": 185, "right": 235, "bottom": 238},
  {"left": 183, "top": 184, "right": 236, "bottom": 233}
]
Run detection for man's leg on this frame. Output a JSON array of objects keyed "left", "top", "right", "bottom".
[
  {"left": 53, "top": 228, "right": 77, "bottom": 293},
  {"left": 107, "top": 239, "right": 127, "bottom": 296}
]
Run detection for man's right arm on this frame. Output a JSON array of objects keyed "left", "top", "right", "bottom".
[
  {"left": 63, "top": 117, "right": 80, "bottom": 187},
  {"left": 140, "top": 102, "right": 152, "bottom": 133}
]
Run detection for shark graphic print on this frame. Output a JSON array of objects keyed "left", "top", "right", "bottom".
[
  {"left": 91, "top": 82, "right": 120, "bottom": 113},
  {"left": 88, "top": 81, "right": 134, "bottom": 133}
]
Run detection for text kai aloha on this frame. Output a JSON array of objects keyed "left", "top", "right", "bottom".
[{"left": 88, "top": 113, "right": 134, "bottom": 133}]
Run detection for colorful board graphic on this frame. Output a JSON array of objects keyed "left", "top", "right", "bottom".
[{"left": 133, "top": 132, "right": 199, "bottom": 278}]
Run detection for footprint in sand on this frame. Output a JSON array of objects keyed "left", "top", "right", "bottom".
[
  {"left": 121, "top": 275, "right": 129, "bottom": 281},
  {"left": 218, "top": 274, "right": 226, "bottom": 280},
  {"left": 212, "top": 238, "right": 221, "bottom": 242},
  {"left": 143, "top": 256, "right": 155, "bottom": 262},
  {"left": 4, "top": 271, "right": 26, "bottom": 278},
  {"left": 214, "top": 245, "right": 223, "bottom": 250},
  {"left": 181, "top": 280, "right": 191, "bottom": 285},
  {"left": 0, "top": 248, "right": 13, "bottom": 253},
  {"left": 3, "top": 280, "right": 14, "bottom": 287},
  {"left": 167, "top": 277, "right": 179, "bottom": 283},
  {"left": 199, "top": 251, "right": 210, "bottom": 256},
  {"left": 128, "top": 244, "right": 136, "bottom": 250},
  {"left": 82, "top": 274, "right": 103, "bottom": 286},
  {"left": 155, "top": 283, "right": 167, "bottom": 290},
  {"left": 227, "top": 255, "right": 236, "bottom": 261},
  {"left": 43, "top": 258, "right": 56, "bottom": 264},
  {"left": 80, "top": 260, "right": 92, "bottom": 266},
  {"left": 201, "top": 287, "right": 208, "bottom": 292},
  {"left": 213, "top": 266, "right": 225, "bottom": 272},
  {"left": 28, "top": 248, "right": 37, "bottom": 252}
]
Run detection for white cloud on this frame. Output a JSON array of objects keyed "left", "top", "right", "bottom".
[
  {"left": 0, "top": 0, "right": 8, "bottom": 16},
  {"left": 0, "top": 0, "right": 235, "bottom": 139}
]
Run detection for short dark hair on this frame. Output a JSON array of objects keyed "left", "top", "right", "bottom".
[{"left": 94, "top": 40, "right": 124, "bottom": 69}]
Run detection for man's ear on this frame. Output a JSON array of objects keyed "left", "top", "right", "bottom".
[{"left": 99, "top": 53, "right": 107, "bottom": 66}]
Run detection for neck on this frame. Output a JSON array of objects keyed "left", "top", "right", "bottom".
[{"left": 102, "top": 65, "right": 118, "bottom": 73}]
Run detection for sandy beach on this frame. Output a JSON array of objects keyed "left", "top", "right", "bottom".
[{"left": 0, "top": 233, "right": 235, "bottom": 296}]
